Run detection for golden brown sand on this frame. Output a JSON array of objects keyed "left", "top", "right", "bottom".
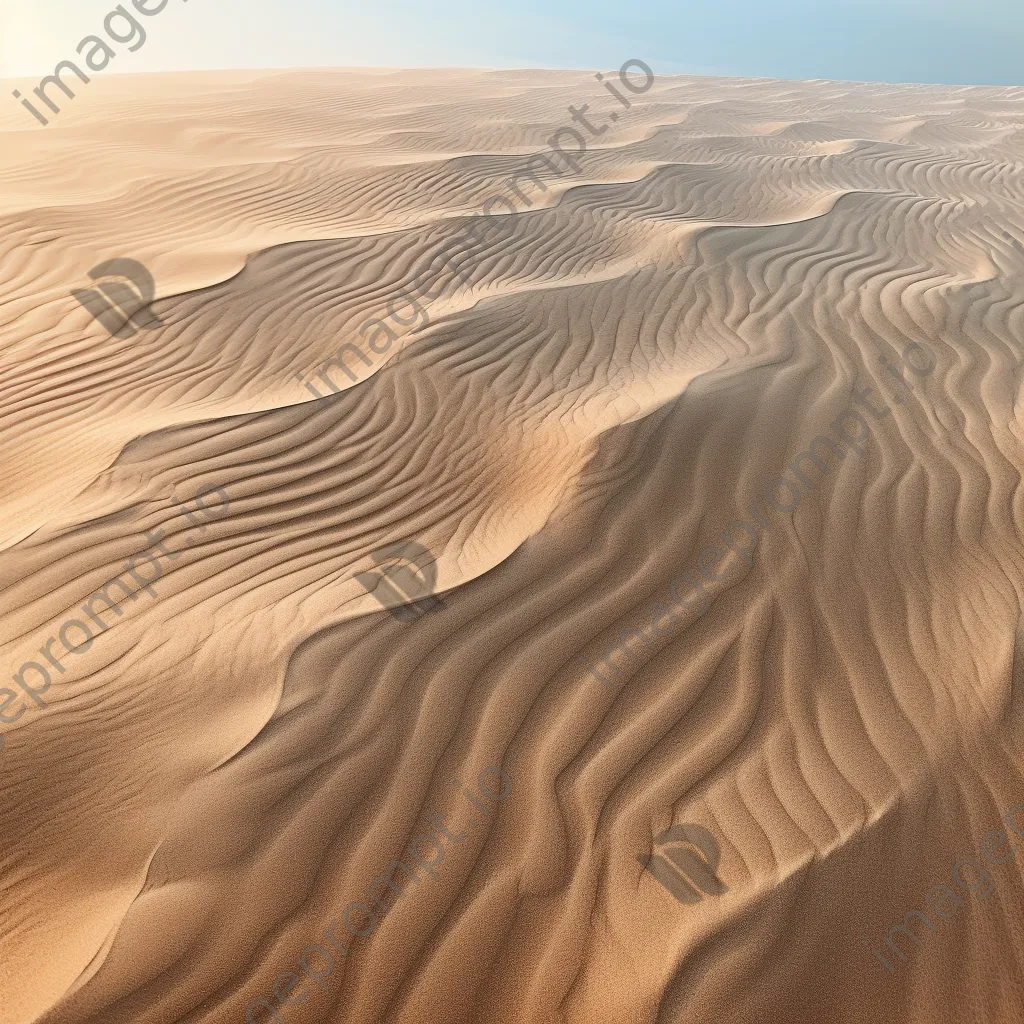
[{"left": 2, "top": 67, "right": 1024, "bottom": 1024}]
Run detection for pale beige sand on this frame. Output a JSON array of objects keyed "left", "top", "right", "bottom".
[{"left": 2, "top": 67, "right": 1024, "bottom": 1024}]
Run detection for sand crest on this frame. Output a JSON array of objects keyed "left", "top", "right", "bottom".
[{"left": 2, "top": 67, "right": 1024, "bottom": 1024}]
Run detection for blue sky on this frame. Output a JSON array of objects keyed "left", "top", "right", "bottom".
[{"left": 2, "top": 0, "right": 1021, "bottom": 86}]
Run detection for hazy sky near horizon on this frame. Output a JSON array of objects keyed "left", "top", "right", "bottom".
[{"left": 1, "top": 0, "right": 1021, "bottom": 87}]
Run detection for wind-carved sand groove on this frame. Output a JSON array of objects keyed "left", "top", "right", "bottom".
[{"left": 1, "top": 68, "right": 1024, "bottom": 1024}]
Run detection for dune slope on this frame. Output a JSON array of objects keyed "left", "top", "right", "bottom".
[{"left": 1, "top": 67, "right": 1024, "bottom": 1024}]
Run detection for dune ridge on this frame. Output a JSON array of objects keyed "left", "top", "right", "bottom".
[{"left": 1, "top": 67, "right": 1024, "bottom": 1024}]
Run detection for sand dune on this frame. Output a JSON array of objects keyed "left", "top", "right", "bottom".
[{"left": 2, "top": 67, "right": 1024, "bottom": 1024}]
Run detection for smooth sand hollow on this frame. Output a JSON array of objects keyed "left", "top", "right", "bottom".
[{"left": 1, "top": 67, "right": 1024, "bottom": 1024}]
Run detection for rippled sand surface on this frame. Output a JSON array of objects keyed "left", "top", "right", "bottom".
[{"left": 2, "top": 67, "right": 1024, "bottom": 1024}]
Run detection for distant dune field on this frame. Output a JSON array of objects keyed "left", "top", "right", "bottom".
[{"left": 2, "top": 67, "right": 1024, "bottom": 1024}]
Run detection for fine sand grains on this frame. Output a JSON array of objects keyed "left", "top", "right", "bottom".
[{"left": 2, "top": 68, "right": 1024, "bottom": 1024}]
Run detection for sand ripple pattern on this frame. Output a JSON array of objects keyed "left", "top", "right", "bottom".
[{"left": 1, "top": 68, "right": 1024, "bottom": 1024}]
